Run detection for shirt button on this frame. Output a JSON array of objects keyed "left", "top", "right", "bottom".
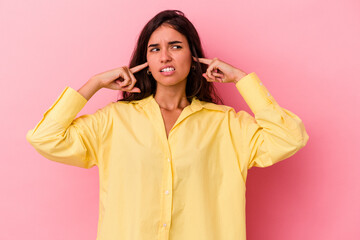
[
  {"left": 260, "top": 82, "right": 263, "bottom": 85},
  {"left": 163, "top": 223, "right": 167, "bottom": 227},
  {"left": 267, "top": 93, "right": 270, "bottom": 96},
  {"left": 167, "top": 158, "right": 170, "bottom": 162},
  {"left": 165, "top": 190, "right": 169, "bottom": 195}
]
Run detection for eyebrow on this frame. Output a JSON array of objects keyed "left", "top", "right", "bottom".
[{"left": 148, "top": 41, "right": 183, "bottom": 48}]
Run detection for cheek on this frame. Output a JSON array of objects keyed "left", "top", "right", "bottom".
[
  {"left": 179, "top": 57, "right": 192, "bottom": 70},
  {"left": 181, "top": 51, "right": 192, "bottom": 66},
  {"left": 147, "top": 55, "right": 156, "bottom": 71}
]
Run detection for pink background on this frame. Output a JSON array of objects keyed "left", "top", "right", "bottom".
[{"left": 1, "top": 0, "right": 359, "bottom": 239}]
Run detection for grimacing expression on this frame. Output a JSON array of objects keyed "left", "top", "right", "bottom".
[{"left": 146, "top": 24, "right": 193, "bottom": 87}]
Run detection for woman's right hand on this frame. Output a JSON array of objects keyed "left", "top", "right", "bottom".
[{"left": 91, "top": 62, "right": 149, "bottom": 93}]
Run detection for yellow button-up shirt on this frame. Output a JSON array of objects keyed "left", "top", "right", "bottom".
[{"left": 26, "top": 72, "right": 309, "bottom": 240}]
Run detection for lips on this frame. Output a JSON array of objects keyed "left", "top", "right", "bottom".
[{"left": 160, "top": 65, "right": 175, "bottom": 72}]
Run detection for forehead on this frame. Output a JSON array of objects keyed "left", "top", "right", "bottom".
[{"left": 148, "top": 25, "right": 187, "bottom": 44}]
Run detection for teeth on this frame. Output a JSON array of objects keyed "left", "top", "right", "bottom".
[{"left": 161, "top": 67, "right": 175, "bottom": 72}]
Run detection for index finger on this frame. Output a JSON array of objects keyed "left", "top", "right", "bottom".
[
  {"left": 192, "top": 56, "right": 212, "bottom": 65},
  {"left": 130, "top": 62, "right": 149, "bottom": 74}
]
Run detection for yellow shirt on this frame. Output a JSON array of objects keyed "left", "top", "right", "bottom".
[{"left": 26, "top": 72, "right": 309, "bottom": 240}]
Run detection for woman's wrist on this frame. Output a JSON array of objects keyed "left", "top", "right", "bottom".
[
  {"left": 233, "top": 70, "right": 248, "bottom": 84},
  {"left": 77, "top": 78, "right": 102, "bottom": 101}
]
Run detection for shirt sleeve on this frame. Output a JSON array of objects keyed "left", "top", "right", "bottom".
[
  {"left": 26, "top": 86, "right": 106, "bottom": 169},
  {"left": 228, "top": 72, "right": 309, "bottom": 171}
]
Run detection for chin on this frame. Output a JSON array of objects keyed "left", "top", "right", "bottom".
[{"left": 155, "top": 77, "right": 187, "bottom": 86}]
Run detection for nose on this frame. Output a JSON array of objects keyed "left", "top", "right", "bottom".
[{"left": 160, "top": 48, "right": 172, "bottom": 63}]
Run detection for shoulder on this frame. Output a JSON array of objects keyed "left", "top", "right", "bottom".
[
  {"left": 197, "top": 99, "right": 233, "bottom": 113},
  {"left": 101, "top": 98, "right": 148, "bottom": 114},
  {"left": 199, "top": 100, "right": 255, "bottom": 123},
  {"left": 102, "top": 100, "right": 133, "bottom": 111}
]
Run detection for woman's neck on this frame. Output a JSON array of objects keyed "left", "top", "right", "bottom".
[{"left": 154, "top": 84, "right": 190, "bottom": 111}]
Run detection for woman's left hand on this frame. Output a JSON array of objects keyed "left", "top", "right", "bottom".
[{"left": 192, "top": 56, "right": 247, "bottom": 83}]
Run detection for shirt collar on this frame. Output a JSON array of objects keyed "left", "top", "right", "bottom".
[{"left": 134, "top": 94, "right": 227, "bottom": 113}]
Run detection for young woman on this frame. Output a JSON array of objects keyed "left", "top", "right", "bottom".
[{"left": 26, "top": 9, "right": 309, "bottom": 240}]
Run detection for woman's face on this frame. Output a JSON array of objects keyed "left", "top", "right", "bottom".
[{"left": 146, "top": 24, "right": 192, "bottom": 87}]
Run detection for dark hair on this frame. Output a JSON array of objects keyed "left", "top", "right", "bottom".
[{"left": 117, "top": 9, "right": 224, "bottom": 105}]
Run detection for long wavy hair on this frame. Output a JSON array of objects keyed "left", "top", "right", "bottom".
[{"left": 117, "top": 9, "right": 224, "bottom": 105}]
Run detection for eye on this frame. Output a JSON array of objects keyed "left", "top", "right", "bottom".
[{"left": 149, "top": 45, "right": 182, "bottom": 52}]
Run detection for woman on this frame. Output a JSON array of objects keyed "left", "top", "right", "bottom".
[{"left": 26, "top": 9, "right": 309, "bottom": 240}]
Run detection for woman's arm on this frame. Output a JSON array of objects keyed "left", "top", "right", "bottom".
[
  {"left": 26, "top": 82, "right": 106, "bottom": 169},
  {"left": 26, "top": 62, "right": 149, "bottom": 168},
  {"left": 77, "top": 77, "right": 102, "bottom": 101},
  {"left": 229, "top": 73, "right": 309, "bottom": 172},
  {"left": 192, "top": 56, "right": 309, "bottom": 171}
]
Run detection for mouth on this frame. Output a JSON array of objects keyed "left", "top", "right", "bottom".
[{"left": 160, "top": 67, "right": 175, "bottom": 76}]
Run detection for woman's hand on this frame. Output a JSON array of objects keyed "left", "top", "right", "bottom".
[
  {"left": 90, "top": 62, "right": 149, "bottom": 93},
  {"left": 193, "top": 56, "right": 247, "bottom": 83}
]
